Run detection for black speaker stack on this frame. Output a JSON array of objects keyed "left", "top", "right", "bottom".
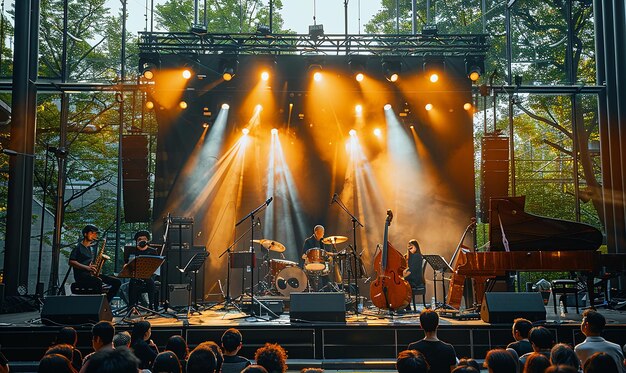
[
  {"left": 480, "top": 292, "right": 546, "bottom": 323},
  {"left": 481, "top": 135, "right": 509, "bottom": 221},
  {"left": 121, "top": 134, "right": 150, "bottom": 223}
]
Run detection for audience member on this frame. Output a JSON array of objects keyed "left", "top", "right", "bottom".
[
  {"left": 407, "top": 309, "right": 457, "bottom": 373},
  {"left": 484, "top": 349, "right": 517, "bottom": 373},
  {"left": 451, "top": 367, "right": 478, "bottom": 373},
  {"left": 221, "top": 328, "right": 251, "bottom": 373},
  {"left": 508, "top": 318, "right": 534, "bottom": 357},
  {"left": 152, "top": 351, "right": 182, "bottom": 373},
  {"left": 54, "top": 327, "right": 83, "bottom": 371},
  {"left": 187, "top": 343, "right": 217, "bottom": 373},
  {"left": 523, "top": 352, "right": 550, "bottom": 373},
  {"left": 546, "top": 365, "right": 578, "bottom": 373},
  {"left": 83, "top": 321, "right": 115, "bottom": 365},
  {"left": 457, "top": 358, "right": 481, "bottom": 371},
  {"left": 39, "top": 353, "right": 77, "bottom": 373},
  {"left": 519, "top": 326, "right": 555, "bottom": 367},
  {"left": 583, "top": 352, "right": 620, "bottom": 373},
  {"left": 45, "top": 344, "right": 74, "bottom": 361},
  {"left": 255, "top": 343, "right": 288, "bottom": 373},
  {"left": 82, "top": 347, "right": 140, "bottom": 373},
  {"left": 575, "top": 309, "right": 625, "bottom": 372},
  {"left": 113, "top": 331, "right": 131, "bottom": 349},
  {"left": 242, "top": 365, "right": 268, "bottom": 373},
  {"left": 201, "top": 341, "right": 224, "bottom": 372},
  {"left": 165, "top": 335, "right": 189, "bottom": 372},
  {"left": 396, "top": 349, "right": 429, "bottom": 373},
  {"left": 301, "top": 369, "right": 324, "bottom": 373},
  {"left": 130, "top": 320, "right": 159, "bottom": 370},
  {"left": 550, "top": 343, "right": 581, "bottom": 371},
  {"left": 0, "top": 350, "right": 8, "bottom": 373}
]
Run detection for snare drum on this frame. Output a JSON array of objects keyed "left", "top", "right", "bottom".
[
  {"left": 304, "top": 248, "right": 328, "bottom": 271},
  {"left": 269, "top": 259, "right": 297, "bottom": 280}
]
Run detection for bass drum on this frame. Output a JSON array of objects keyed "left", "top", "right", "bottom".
[{"left": 275, "top": 266, "right": 308, "bottom": 296}]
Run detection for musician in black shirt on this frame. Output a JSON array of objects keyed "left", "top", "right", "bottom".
[
  {"left": 68, "top": 225, "right": 121, "bottom": 302},
  {"left": 300, "top": 225, "right": 328, "bottom": 264},
  {"left": 126, "top": 230, "right": 159, "bottom": 310},
  {"left": 403, "top": 239, "right": 424, "bottom": 289}
]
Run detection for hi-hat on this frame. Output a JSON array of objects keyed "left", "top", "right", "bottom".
[
  {"left": 253, "top": 239, "right": 286, "bottom": 253},
  {"left": 321, "top": 235, "right": 348, "bottom": 244}
]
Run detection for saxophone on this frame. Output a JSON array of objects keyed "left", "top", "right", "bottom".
[{"left": 93, "top": 238, "right": 110, "bottom": 277}]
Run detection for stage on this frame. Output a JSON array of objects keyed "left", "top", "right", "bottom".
[{"left": 1, "top": 300, "right": 625, "bottom": 369}]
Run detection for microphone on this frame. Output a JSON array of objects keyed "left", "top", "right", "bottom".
[
  {"left": 330, "top": 193, "right": 337, "bottom": 205},
  {"left": 265, "top": 196, "right": 273, "bottom": 205}
]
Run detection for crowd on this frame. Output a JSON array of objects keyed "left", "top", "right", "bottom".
[{"left": 4, "top": 308, "right": 622, "bottom": 373}]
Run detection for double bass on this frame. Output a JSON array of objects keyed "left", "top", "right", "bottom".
[{"left": 369, "top": 210, "right": 412, "bottom": 310}]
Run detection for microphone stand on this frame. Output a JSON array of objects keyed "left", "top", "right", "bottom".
[{"left": 331, "top": 195, "right": 364, "bottom": 315}]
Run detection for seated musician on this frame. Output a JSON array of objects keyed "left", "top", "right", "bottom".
[
  {"left": 300, "top": 225, "right": 328, "bottom": 267},
  {"left": 125, "top": 230, "right": 159, "bottom": 310},
  {"left": 403, "top": 239, "right": 425, "bottom": 310},
  {"left": 68, "top": 225, "right": 121, "bottom": 302}
]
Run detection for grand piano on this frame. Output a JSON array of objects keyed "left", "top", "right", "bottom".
[{"left": 447, "top": 196, "right": 626, "bottom": 310}]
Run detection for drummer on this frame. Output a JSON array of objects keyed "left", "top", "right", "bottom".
[{"left": 300, "top": 225, "right": 329, "bottom": 267}]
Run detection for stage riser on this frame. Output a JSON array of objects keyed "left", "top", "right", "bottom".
[{"left": 1, "top": 325, "right": 625, "bottom": 362}]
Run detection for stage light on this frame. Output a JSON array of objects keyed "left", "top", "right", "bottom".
[
  {"left": 355, "top": 104, "right": 363, "bottom": 115},
  {"left": 203, "top": 122, "right": 210, "bottom": 128},
  {"left": 179, "top": 101, "right": 188, "bottom": 109},
  {"left": 465, "top": 56, "right": 484, "bottom": 82},
  {"left": 409, "top": 125, "right": 414, "bottom": 129},
  {"left": 182, "top": 69, "right": 192, "bottom": 79},
  {"left": 424, "top": 58, "right": 444, "bottom": 83},
  {"left": 373, "top": 128, "right": 382, "bottom": 137},
  {"left": 425, "top": 103, "right": 433, "bottom": 111},
  {"left": 349, "top": 129, "right": 357, "bottom": 136},
  {"left": 382, "top": 60, "right": 401, "bottom": 82},
  {"left": 355, "top": 73, "right": 364, "bottom": 82},
  {"left": 313, "top": 71, "right": 322, "bottom": 82},
  {"left": 429, "top": 73, "right": 439, "bottom": 83},
  {"left": 261, "top": 71, "right": 270, "bottom": 81},
  {"left": 309, "top": 64, "right": 323, "bottom": 82},
  {"left": 349, "top": 58, "right": 366, "bottom": 82},
  {"left": 255, "top": 104, "right": 263, "bottom": 112},
  {"left": 463, "top": 102, "right": 472, "bottom": 111},
  {"left": 140, "top": 58, "right": 158, "bottom": 80},
  {"left": 145, "top": 101, "right": 154, "bottom": 110},
  {"left": 384, "top": 104, "right": 392, "bottom": 111},
  {"left": 468, "top": 70, "right": 480, "bottom": 82},
  {"left": 142, "top": 70, "right": 154, "bottom": 80},
  {"left": 242, "top": 128, "right": 250, "bottom": 135},
  {"left": 220, "top": 58, "right": 238, "bottom": 81},
  {"left": 271, "top": 128, "right": 278, "bottom": 135},
  {"left": 221, "top": 103, "right": 230, "bottom": 110}
]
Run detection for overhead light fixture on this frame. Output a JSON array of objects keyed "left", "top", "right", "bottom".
[
  {"left": 271, "top": 128, "right": 278, "bottom": 135},
  {"left": 423, "top": 58, "right": 445, "bottom": 83},
  {"left": 182, "top": 69, "right": 192, "bottom": 79},
  {"left": 384, "top": 104, "right": 392, "bottom": 111},
  {"left": 422, "top": 24, "right": 438, "bottom": 36},
  {"left": 309, "top": 24, "right": 324, "bottom": 39},
  {"left": 349, "top": 58, "right": 367, "bottom": 82},
  {"left": 349, "top": 129, "right": 357, "bottom": 136},
  {"left": 139, "top": 54, "right": 160, "bottom": 80},
  {"left": 221, "top": 103, "right": 230, "bottom": 110},
  {"left": 179, "top": 101, "right": 188, "bottom": 109},
  {"left": 425, "top": 103, "right": 433, "bottom": 111},
  {"left": 465, "top": 56, "right": 484, "bottom": 82},
  {"left": 256, "top": 24, "right": 271, "bottom": 35},
  {"left": 220, "top": 58, "right": 239, "bottom": 81},
  {"left": 309, "top": 63, "right": 323, "bottom": 82},
  {"left": 145, "top": 101, "right": 154, "bottom": 110},
  {"left": 382, "top": 60, "right": 401, "bottom": 82},
  {"left": 261, "top": 71, "right": 270, "bottom": 81}
]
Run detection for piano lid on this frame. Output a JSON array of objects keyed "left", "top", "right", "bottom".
[{"left": 488, "top": 196, "right": 603, "bottom": 251}]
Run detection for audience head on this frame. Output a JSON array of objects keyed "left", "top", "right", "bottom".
[
  {"left": 55, "top": 327, "right": 78, "bottom": 347},
  {"left": 91, "top": 321, "right": 114, "bottom": 351},
  {"left": 484, "top": 349, "right": 518, "bottom": 373},
  {"left": 451, "top": 367, "right": 479, "bottom": 373},
  {"left": 546, "top": 365, "right": 579, "bottom": 373},
  {"left": 396, "top": 349, "right": 429, "bottom": 373},
  {"left": 187, "top": 344, "right": 217, "bottom": 373},
  {"left": 581, "top": 309, "right": 606, "bottom": 337},
  {"left": 152, "top": 351, "right": 182, "bottom": 373},
  {"left": 419, "top": 309, "right": 439, "bottom": 333},
  {"left": 528, "top": 326, "right": 555, "bottom": 351},
  {"left": 38, "top": 353, "right": 76, "bottom": 373},
  {"left": 255, "top": 343, "right": 288, "bottom": 373},
  {"left": 523, "top": 352, "right": 551, "bottom": 373},
  {"left": 550, "top": 343, "right": 580, "bottom": 370},
  {"left": 583, "top": 352, "right": 619, "bottom": 373},
  {"left": 113, "top": 331, "right": 131, "bottom": 349},
  {"left": 130, "top": 320, "right": 151, "bottom": 346},
  {"left": 512, "top": 318, "right": 533, "bottom": 341},
  {"left": 300, "top": 369, "right": 324, "bottom": 373},
  {"left": 242, "top": 365, "right": 269, "bottom": 373},
  {"left": 45, "top": 344, "right": 74, "bottom": 361},
  {"left": 457, "top": 358, "right": 481, "bottom": 371},
  {"left": 165, "top": 335, "right": 189, "bottom": 362},
  {"left": 198, "top": 341, "right": 223, "bottom": 372},
  {"left": 222, "top": 328, "right": 243, "bottom": 354},
  {"left": 83, "top": 347, "right": 140, "bottom": 373}
]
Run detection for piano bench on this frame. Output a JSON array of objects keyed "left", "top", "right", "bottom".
[{"left": 551, "top": 279, "right": 580, "bottom": 314}]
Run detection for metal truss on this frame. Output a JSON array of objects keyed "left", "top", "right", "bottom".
[{"left": 138, "top": 32, "right": 489, "bottom": 57}]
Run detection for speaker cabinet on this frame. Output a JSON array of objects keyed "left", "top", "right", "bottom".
[
  {"left": 122, "top": 134, "right": 150, "bottom": 223},
  {"left": 41, "top": 295, "right": 112, "bottom": 326},
  {"left": 290, "top": 292, "right": 345, "bottom": 323},
  {"left": 480, "top": 292, "right": 546, "bottom": 324},
  {"left": 164, "top": 246, "right": 206, "bottom": 302},
  {"left": 481, "top": 135, "right": 509, "bottom": 221}
]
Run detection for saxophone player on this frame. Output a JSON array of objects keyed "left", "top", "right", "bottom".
[{"left": 68, "top": 224, "right": 121, "bottom": 302}]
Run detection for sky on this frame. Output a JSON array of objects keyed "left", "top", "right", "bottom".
[{"left": 113, "top": 0, "right": 383, "bottom": 35}]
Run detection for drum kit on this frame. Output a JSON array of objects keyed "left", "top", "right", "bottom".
[{"left": 252, "top": 235, "right": 363, "bottom": 297}]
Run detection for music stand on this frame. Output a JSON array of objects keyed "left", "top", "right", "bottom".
[
  {"left": 117, "top": 255, "right": 169, "bottom": 321},
  {"left": 176, "top": 252, "right": 209, "bottom": 318},
  {"left": 423, "top": 254, "right": 455, "bottom": 310}
]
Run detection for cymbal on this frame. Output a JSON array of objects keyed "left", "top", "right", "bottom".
[
  {"left": 321, "top": 235, "right": 348, "bottom": 244},
  {"left": 254, "top": 239, "right": 286, "bottom": 253}
]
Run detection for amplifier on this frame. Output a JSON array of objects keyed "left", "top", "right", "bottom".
[
  {"left": 240, "top": 296, "right": 284, "bottom": 317},
  {"left": 168, "top": 284, "right": 191, "bottom": 308}
]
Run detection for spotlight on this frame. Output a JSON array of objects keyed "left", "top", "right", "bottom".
[
  {"left": 220, "top": 58, "right": 238, "bottom": 81},
  {"left": 463, "top": 102, "right": 472, "bottom": 111},
  {"left": 271, "top": 128, "right": 278, "bottom": 135},
  {"left": 355, "top": 73, "right": 364, "bottom": 82},
  {"left": 382, "top": 60, "right": 401, "bottom": 82},
  {"left": 355, "top": 104, "right": 363, "bottom": 115},
  {"left": 425, "top": 103, "right": 433, "bottom": 111},
  {"left": 314, "top": 72, "right": 322, "bottom": 82},
  {"left": 349, "top": 58, "right": 366, "bottom": 82},
  {"left": 465, "top": 57, "right": 484, "bottom": 82},
  {"left": 179, "top": 101, "right": 188, "bottom": 109},
  {"left": 308, "top": 24, "right": 325, "bottom": 39},
  {"left": 203, "top": 122, "right": 210, "bottom": 128},
  {"left": 373, "top": 128, "right": 382, "bottom": 137},
  {"left": 424, "top": 58, "right": 445, "bottom": 83},
  {"left": 182, "top": 69, "right": 192, "bottom": 79},
  {"left": 255, "top": 104, "right": 263, "bottom": 112},
  {"left": 349, "top": 129, "right": 357, "bottom": 136},
  {"left": 139, "top": 57, "right": 159, "bottom": 80},
  {"left": 384, "top": 104, "right": 392, "bottom": 111},
  {"left": 261, "top": 71, "right": 270, "bottom": 81},
  {"left": 309, "top": 63, "right": 323, "bottom": 82},
  {"left": 242, "top": 128, "right": 250, "bottom": 135},
  {"left": 429, "top": 73, "right": 439, "bottom": 83},
  {"left": 409, "top": 125, "right": 415, "bottom": 129},
  {"left": 142, "top": 70, "right": 154, "bottom": 80},
  {"left": 256, "top": 24, "right": 271, "bottom": 35},
  {"left": 145, "top": 101, "right": 154, "bottom": 110},
  {"left": 221, "top": 103, "right": 230, "bottom": 110}
]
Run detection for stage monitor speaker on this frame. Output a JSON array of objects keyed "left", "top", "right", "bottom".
[
  {"left": 290, "top": 292, "right": 345, "bottom": 323},
  {"left": 481, "top": 135, "right": 509, "bottom": 221},
  {"left": 121, "top": 134, "right": 150, "bottom": 223},
  {"left": 41, "top": 295, "right": 113, "bottom": 326},
  {"left": 480, "top": 292, "right": 546, "bottom": 324}
]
